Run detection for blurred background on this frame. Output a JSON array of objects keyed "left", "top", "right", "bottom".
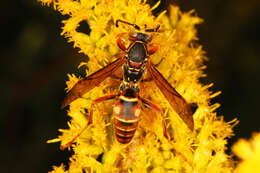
[{"left": 1, "top": 0, "right": 260, "bottom": 172}]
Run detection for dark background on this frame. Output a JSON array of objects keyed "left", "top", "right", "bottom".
[{"left": 2, "top": 0, "right": 260, "bottom": 172}]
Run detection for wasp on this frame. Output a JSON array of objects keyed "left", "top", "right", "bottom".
[{"left": 60, "top": 20, "right": 194, "bottom": 148}]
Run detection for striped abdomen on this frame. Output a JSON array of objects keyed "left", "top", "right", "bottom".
[{"left": 113, "top": 96, "right": 140, "bottom": 144}]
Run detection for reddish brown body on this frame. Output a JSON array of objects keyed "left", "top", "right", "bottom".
[
  {"left": 113, "top": 93, "right": 140, "bottom": 143},
  {"left": 60, "top": 19, "right": 194, "bottom": 148},
  {"left": 114, "top": 119, "right": 138, "bottom": 144}
]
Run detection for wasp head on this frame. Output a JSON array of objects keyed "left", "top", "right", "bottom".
[
  {"left": 116, "top": 19, "right": 160, "bottom": 43},
  {"left": 129, "top": 31, "right": 152, "bottom": 43}
]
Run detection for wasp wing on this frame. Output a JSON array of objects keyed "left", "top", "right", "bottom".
[
  {"left": 61, "top": 55, "right": 126, "bottom": 108},
  {"left": 146, "top": 60, "right": 194, "bottom": 131}
]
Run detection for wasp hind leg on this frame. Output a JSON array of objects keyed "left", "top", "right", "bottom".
[
  {"left": 60, "top": 94, "right": 118, "bottom": 150},
  {"left": 139, "top": 96, "right": 169, "bottom": 139},
  {"left": 139, "top": 96, "right": 194, "bottom": 169}
]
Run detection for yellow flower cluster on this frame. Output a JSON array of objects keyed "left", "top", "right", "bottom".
[
  {"left": 233, "top": 132, "right": 260, "bottom": 173},
  {"left": 39, "top": 0, "right": 239, "bottom": 172}
]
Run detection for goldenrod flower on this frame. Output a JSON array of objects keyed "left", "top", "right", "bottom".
[
  {"left": 233, "top": 132, "right": 260, "bottom": 173},
  {"left": 39, "top": 0, "right": 238, "bottom": 172}
]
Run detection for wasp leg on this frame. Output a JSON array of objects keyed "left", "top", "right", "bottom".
[
  {"left": 139, "top": 96, "right": 194, "bottom": 169},
  {"left": 148, "top": 44, "right": 159, "bottom": 55},
  {"left": 154, "top": 57, "right": 164, "bottom": 67},
  {"left": 116, "top": 33, "right": 127, "bottom": 51},
  {"left": 60, "top": 94, "right": 118, "bottom": 150},
  {"left": 145, "top": 25, "right": 160, "bottom": 32},
  {"left": 139, "top": 96, "right": 169, "bottom": 139}
]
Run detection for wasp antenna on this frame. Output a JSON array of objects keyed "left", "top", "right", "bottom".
[
  {"left": 115, "top": 20, "right": 120, "bottom": 27},
  {"left": 155, "top": 25, "right": 160, "bottom": 31},
  {"left": 133, "top": 24, "right": 140, "bottom": 30},
  {"left": 115, "top": 19, "right": 140, "bottom": 30},
  {"left": 145, "top": 25, "right": 160, "bottom": 32}
]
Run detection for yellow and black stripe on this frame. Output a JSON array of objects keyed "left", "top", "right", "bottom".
[
  {"left": 114, "top": 118, "right": 138, "bottom": 144},
  {"left": 113, "top": 89, "right": 140, "bottom": 144}
]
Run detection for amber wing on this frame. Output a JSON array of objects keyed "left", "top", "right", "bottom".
[
  {"left": 61, "top": 56, "right": 126, "bottom": 108},
  {"left": 146, "top": 60, "right": 194, "bottom": 131}
]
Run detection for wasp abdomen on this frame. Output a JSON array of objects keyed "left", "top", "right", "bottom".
[
  {"left": 113, "top": 95, "right": 140, "bottom": 144},
  {"left": 114, "top": 119, "right": 138, "bottom": 144}
]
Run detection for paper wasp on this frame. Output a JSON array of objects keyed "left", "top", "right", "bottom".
[{"left": 60, "top": 19, "right": 194, "bottom": 148}]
